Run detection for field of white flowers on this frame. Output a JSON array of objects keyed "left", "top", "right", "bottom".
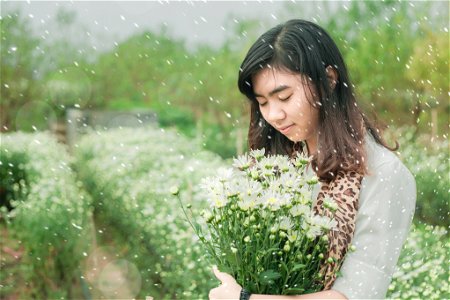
[
  {"left": 74, "top": 127, "right": 226, "bottom": 299},
  {"left": 0, "top": 132, "right": 92, "bottom": 299},
  {"left": 0, "top": 127, "right": 448, "bottom": 299}
]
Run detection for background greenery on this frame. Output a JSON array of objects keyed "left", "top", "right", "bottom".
[{"left": 1, "top": 1, "right": 448, "bottom": 299}]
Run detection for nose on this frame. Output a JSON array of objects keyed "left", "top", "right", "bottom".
[{"left": 265, "top": 102, "right": 286, "bottom": 123}]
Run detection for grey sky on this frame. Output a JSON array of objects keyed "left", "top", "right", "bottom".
[{"left": 2, "top": 1, "right": 306, "bottom": 51}]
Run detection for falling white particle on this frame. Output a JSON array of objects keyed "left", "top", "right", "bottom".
[
  {"left": 120, "top": 15, "right": 126, "bottom": 21},
  {"left": 71, "top": 223, "right": 82, "bottom": 230}
]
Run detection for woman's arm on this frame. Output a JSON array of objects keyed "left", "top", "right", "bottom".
[
  {"left": 209, "top": 267, "right": 348, "bottom": 300},
  {"left": 330, "top": 152, "right": 416, "bottom": 298},
  {"left": 250, "top": 290, "right": 347, "bottom": 299}
]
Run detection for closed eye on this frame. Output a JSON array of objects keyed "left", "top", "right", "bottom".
[{"left": 280, "top": 94, "right": 292, "bottom": 101}]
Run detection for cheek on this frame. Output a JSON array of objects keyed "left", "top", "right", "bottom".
[{"left": 258, "top": 107, "right": 271, "bottom": 123}]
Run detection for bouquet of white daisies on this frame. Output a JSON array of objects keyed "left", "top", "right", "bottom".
[{"left": 175, "top": 149, "right": 340, "bottom": 295}]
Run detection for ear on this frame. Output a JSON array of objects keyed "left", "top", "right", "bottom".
[{"left": 325, "top": 66, "right": 338, "bottom": 90}]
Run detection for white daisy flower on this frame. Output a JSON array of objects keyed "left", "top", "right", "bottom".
[
  {"left": 279, "top": 216, "right": 294, "bottom": 231},
  {"left": 289, "top": 204, "right": 311, "bottom": 217},
  {"left": 217, "top": 167, "right": 235, "bottom": 183},
  {"left": 287, "top": 230, "right": 300, "bottom": 243},
  {"left": 309, "top": 215, "right": 338, "bottom": 231},
  {"left": 261, "top": 191, "right": 289, "bottom": 211},
  {"left": 302, "top": 222, "right": 322, "bottom": 238},
  {"left": 249, "top": 148, "right": 265, "bottom": 161},
  {"left": 233, "top": 154, "right": 252, "bottom": 170},
  {"left": 323, "top": 196, "right": 339, "bottom": 212}
]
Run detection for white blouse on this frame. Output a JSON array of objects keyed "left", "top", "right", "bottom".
[{"left": 307, "top": 136, "right": 416, "bottom": 299}]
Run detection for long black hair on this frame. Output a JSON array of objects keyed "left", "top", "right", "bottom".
[{"left": 238, "top": 19, "right": 396, "bottom": 182}]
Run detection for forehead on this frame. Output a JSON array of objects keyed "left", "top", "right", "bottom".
[{"left": 252, "top": 67, "right": 304, "bottom": 94}]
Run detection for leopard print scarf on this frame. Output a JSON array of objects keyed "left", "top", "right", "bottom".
[{"left": 312, "top": 168, "right": 364, "bottom": 289}]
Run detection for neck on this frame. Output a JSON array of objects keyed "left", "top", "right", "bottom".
[{"left": 305, "top": 136, "right": 317, "bottom": 156}]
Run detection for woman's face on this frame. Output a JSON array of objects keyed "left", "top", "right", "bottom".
[{"left": 252, "top": 67, "right": 319, "bottom": 154}]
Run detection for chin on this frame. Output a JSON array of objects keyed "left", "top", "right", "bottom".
[{"left": 286, "top": 134, "right": 304, "bottom": 143}]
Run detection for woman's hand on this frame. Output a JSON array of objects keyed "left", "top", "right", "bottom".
[{"left": 209, "top": 266, "right": 242, "bottom": 300}]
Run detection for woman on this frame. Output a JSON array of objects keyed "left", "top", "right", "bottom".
[{"left": 209, "top": 19, "right": 416, "bottom": 300}]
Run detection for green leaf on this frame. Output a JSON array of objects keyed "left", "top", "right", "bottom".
[
  {"left": 259, "top": 270, "right": 282, "bottom": 285},
  {"left": 292, "top": 264, "right": 306, "bottom": 272},
  {"left": 285, "top": 287, "right": 305, "bottom": 295}
]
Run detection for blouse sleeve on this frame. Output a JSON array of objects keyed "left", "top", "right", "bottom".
[{"left": 331, "top": 158, "right": 416, "bottom": 299}]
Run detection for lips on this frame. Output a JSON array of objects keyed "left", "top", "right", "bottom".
[{"left": 278, "top": 124, "right": 294, "bottom": 134}]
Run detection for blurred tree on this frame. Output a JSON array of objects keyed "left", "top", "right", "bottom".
[
  {"left": 283, "top": 1, "right": 449, "bottom": 136},
  {"left": 0, "top": 11, "right": 44, "bottom": 131},
  {"left": 41, "top": 8, "right": 96, "bottom": 118},
  {"left": 323, "top": 1, "right": 424, "bottom": 129},
  {"left": 406, "top": 28, "right": 449, "bottom": 138}
]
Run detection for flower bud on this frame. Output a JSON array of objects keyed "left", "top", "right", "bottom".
[
  {"left": 306, "top": 254, "right": 312, "bottom": 260},
  {"left": 296, "top": 253, "right": 303, "bottom": 260},
  {"left": 307, "top": 176, "right": 318, "bottom": 185},
  {"left": 170, "top": 186, "right": 179, "bottom": 196},
  {"left": 321, "top": 235, "right": 329, "bottom": 243},
  {"left": 283, "top": 244, "right": 291, "bottom": 252},
  {"left": 269, "top": 234, "right": 276, "bottom": 240},
  {"left": 278, "top": 251, "right": 283, "bottom": 256},
  {"left": 244, "top": 236, "right": 251, "bottom": 243},
  {"left": 318, "top": 253, "right": 324, "bottom": 259},
  {"left": 202, "top": 211, "right": 214, "bottom": 223},
  {"left": 327, "top": 257, "right": 334, "bottom": 264},
  {"left": 249, "top": 215, "right": 256, "bottom": 222},
  {"left": 350, "top": 244, "right": 356, "bottom": 252},
  {"left": 279, "top": 231, "right": 287, "bottom": 238}
]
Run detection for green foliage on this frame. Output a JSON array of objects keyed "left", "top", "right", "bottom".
[
  {"left": 386, "top": 127, "right": 449, "bottom": 227},
  {"left": 74, "top": 127, "right": 226, "bottom": 299},
  {"left": 0, "top": 132, "right": 93, "bottom": 298},
  {"left": 387, "top": 223, "right": 449, "bottom": 299},
  {"left": 302, "top": 1, "right": 448, "bottom": 136},
  {"left": 0, "top": 11, "right": 44, "bottom": 131},
  {"left": 0, "top": 151, "right": 29, "bottom": 211},
  {"left": 73, "top": 127, "right": 447, "bottom": 298}
]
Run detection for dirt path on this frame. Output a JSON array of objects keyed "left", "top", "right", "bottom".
[{"left": 0, "top": 217, "right": 144, "bottom": 300}]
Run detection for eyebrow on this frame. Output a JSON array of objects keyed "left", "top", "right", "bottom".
[{"left": 254, "top": 85, "right": 290, "bottom": 98}]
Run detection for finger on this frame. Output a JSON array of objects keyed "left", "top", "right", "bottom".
[{"left": 212, "top": 266, "right": 235, "bottom": 284}]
